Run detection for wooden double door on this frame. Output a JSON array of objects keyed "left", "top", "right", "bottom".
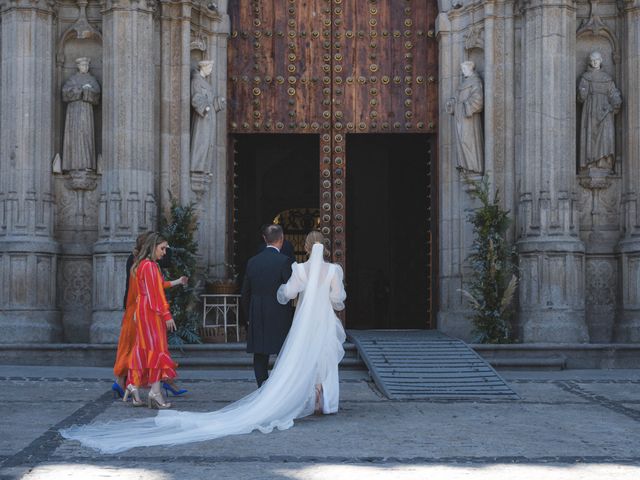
[{"left": 228, "top": 0, "right": 438, "bottom": 328}]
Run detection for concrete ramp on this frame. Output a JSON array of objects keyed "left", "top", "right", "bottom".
[{"left": 348, "top": 330, "right": 518, "bottom": 400}]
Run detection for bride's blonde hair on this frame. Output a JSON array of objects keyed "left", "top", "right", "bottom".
[{"left": 304, "top": 231, "right": 330, "bottom": 258}]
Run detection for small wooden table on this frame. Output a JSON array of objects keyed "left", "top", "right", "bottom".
[{"left": 201, "top": 294, "right": 241, "bottom": 342}]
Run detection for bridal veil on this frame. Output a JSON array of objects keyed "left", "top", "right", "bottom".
[{"left": 60, "top": 243, "right": 345, "bottom": 453}]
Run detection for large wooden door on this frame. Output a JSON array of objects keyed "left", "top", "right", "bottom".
[{"left": 228, "top": 0, "right": 438, "bottom": 326}]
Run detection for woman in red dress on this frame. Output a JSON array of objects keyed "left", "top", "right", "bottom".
[
  {"left": 124, "top": 233, "right": 178, "bottom": 409},
  {"left": 113, "top": 232, "right": 188, "bottom": 399}
]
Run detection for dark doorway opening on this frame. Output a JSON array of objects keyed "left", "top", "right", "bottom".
[
  {"left": 233, "top": 134, "right": 320, "bottom": 277},
  {"left": 346, "top": 134, "right": 435, "bottom": 329}
]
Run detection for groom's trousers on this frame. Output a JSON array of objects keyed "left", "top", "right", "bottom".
[{"left": 253, "top": 353, "right": 270, "bottom": 387}]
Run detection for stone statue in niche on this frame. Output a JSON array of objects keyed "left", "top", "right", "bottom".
[
  {"left": 190, "top": 60, "right": 226, "bottom": 174},
  {"left": 446, "top": 61, "right": 484, "bottom": 174},
  {"left": 577, "top": 51, "right": 622, "bottom": 173},
  {"left": 62, "top": 57, "right": 101, "bottom": 171}
]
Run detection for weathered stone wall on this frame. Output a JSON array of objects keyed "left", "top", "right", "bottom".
[
  {"left": 0, "top": 0, "right": 229, "bottom": 343},
  {"left": 437, "top": 0, "right": 638, "bottom": 343},
  {"left": 1, "top": 0, "right": 638, "bottom": 344}
]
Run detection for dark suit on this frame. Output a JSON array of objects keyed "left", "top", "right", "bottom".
[
  {"left": 241, "top": 246, "right": 294, "bottom": 386},
  {"left": 257, "top": 239, "right": 296, "bottom": 262}
]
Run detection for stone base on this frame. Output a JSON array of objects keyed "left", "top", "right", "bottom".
[
  {"left": 614, "top": 311, "right": 640, "bottom": 343},
  {"left": 616, "top": 239, "right": 640, "bottom": 342},
  {"left": 519, "top": 309, "right": 590, "bottom": 343},
  {"left": 437, "top": 310, "right": 473, "bottom": 342},
  {"left": 517, "top": 239, "right": 589, "bottom": 343},
  {"left": 473, "top": 342, "right": 640, "bottom": 369},
  {"left": 0, "top": 310, "right": 63, "bottom": 343},
  {"left": 586, "top": 305, "right": 615, "bottom": 342},
  {"left": 89, "top": 310, "right": 124, "bottom": 343},
  {"left": 61, "top": 309, "right": 92, "bottom": 343}
]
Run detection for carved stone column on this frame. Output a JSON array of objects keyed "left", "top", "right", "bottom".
[
  {"left": 616, "top": 0, "right": 640, "bottom": 341},
  {"left": 90, "top": 0, "right": 157, "bottom": 342},
  {"left": 158, "top": 0, "right": 192, "bottom": 207},
  {"left": 0, "top": 0, "right": 62, "bottom": 342},
  {"left": 516, "top": 0, "right": 589, "bottom": 342}
]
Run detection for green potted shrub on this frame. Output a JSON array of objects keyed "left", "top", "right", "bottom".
[
  {"left": 160, "top": 196, "right": 202, "bottom": 345},
  {"left": 459, "top": 174, "right": 518, "bottom": 344}
]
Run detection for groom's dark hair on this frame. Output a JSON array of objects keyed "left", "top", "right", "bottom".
[{"left": 264, "top": 224, "right": 283, "bottom": 244}]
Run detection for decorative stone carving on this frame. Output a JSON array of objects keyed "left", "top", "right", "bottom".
[
  {"left": 577, "top": 51, "right": 621, "bottom": 173},
  {"left": 585, "top": 257, "right": 616, "bottom": 342},
  {"left": 62, "top": 57, "right": 101, "bottom": 171},
  {"left": 464, "top": 25, "right": 484, "bottom": 51},
  {"left": 58, "top": 0, "right": 102, "bottom": 49},
  {"left": 60, "top": 260, "right": 93, "bottom": 308},
  {"left": 578, "top": 168, "right": 613, "bottom": 190},
  {"left": 190, "top": 60, "right": 226, "bottom": 175},
  {"left": 446, "top": 61, "right": 484, "bottom": 174},
  {"left": 65, "top": 169, "right": 99, "bottom": 191},
  {"left": 190, "top": 171, "right": 213, "bottom": 200}
]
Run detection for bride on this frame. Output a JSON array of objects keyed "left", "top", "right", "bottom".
[{"left": 61, "top": 231, "right": 346, "bottom": 453}]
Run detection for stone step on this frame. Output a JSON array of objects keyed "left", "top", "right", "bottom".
[
  {"left": 0, "top": 342, "right": 364, "bottom": 369},
  {"left": 486, "top": 356, "right": 567, "bottom": 370}
]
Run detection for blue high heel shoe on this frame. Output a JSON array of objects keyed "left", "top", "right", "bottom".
[
  {"left": 162, "top": 381, "right": 188, "bottom": 396},
  {"left": 111, "top": 382, "right": 125, "bottom": 399}
]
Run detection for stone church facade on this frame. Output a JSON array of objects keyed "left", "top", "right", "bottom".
[{"left": 0, "top": 0, "right": 638, "bottom": 345}]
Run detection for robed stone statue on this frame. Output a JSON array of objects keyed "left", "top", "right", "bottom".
[
  {"left": 62, "top": 57, "right": 101, "bottom": 171},
  {"left": 190, "top": 60, "right": 226, "bottom": 174},
  {"left": 577, "top": 51, "right": 622, "bottom": 172},
  {"left": 447, "top": 61, "right": 484, "bottom": 174}
]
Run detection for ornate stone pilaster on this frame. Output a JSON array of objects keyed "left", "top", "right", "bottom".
[
  {"left": 615, "top": 0, "right": 640, "bottom": 341},
  {"left": 189, "top": 3, "right": 230, "bottom": 280},
  {"left": 516, "top": 0, "right": 589, "bottom": 342},
  {"left": 90, "top": 0, "right": 158, "bottom": 342},
  {"left": 435, "top": 9, "right": 472, "bottom": 339},
  {"left": 0, "top": 0, "right": 62, "bottom": 342},
  {"left": 158, "top": 0, "right": 192, "bottom": 207}
]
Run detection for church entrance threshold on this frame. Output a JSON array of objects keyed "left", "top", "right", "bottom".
[{"left": 346, "top": 134, "right": 435, "bottom": 329}]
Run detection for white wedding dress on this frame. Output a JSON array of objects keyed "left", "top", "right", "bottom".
[{"left": 60, "top": 243, "right": 346, "bottom": 454}]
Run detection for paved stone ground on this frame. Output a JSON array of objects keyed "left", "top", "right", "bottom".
[{"left": 1, "top": 365, "right": 639, "bottom": 479}]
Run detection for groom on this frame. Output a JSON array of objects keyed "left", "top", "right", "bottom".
[{"left": 241, "top": 224, "right": 295, "bottom": 387}]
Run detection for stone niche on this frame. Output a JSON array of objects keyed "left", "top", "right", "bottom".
[
  {"left": 53, "top": 1, "right": 103, "bottom": 342},
  {"left": 575, "top": 7, "right": 622, "bottom": 343}
]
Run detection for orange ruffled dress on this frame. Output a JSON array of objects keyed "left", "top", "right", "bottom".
[
  {"left": 126, "top": 259, "right": 177, "bottom": 386},
  {"left": 113, "top": 269, "right": 171, "bottom": 379}
]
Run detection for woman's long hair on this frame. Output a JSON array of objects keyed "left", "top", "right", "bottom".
[
  {"left": 133, "top": 231, "right": 152, "bottom": 257},
  {"left": 304, "top": 231, "right": 329, "bottom": 258},
  {"left": 132, "top": 232, "right": 166, "bottom": 275}
]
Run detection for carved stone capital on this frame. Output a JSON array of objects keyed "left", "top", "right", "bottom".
[
  {"left": 0, "top": 0, "right": 55, "bottom": 14},
  {"left": 519, "top": 0, "right": 577, "bottom": 12},
  {"left": 102, "top": 0, "right": 156, "bottom": 13}
]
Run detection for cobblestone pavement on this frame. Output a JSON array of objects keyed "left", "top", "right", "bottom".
[{"left": 1, "top": 365, "right": 639, "bottom": 479}]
